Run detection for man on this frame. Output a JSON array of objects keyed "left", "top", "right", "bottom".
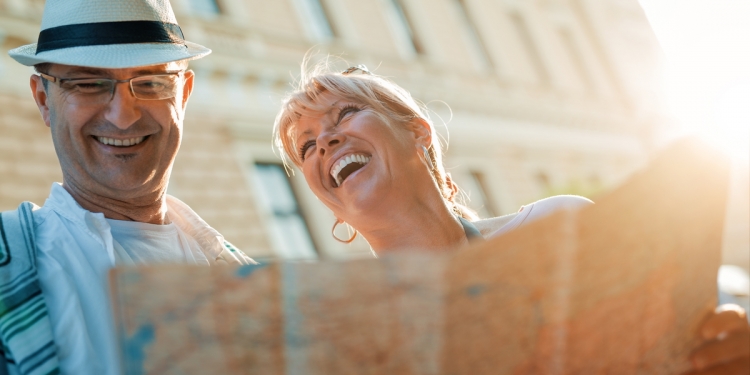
[{"left": 2, "top": 0, "right": 254, "bottom": 374}]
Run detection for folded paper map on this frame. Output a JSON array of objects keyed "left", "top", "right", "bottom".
[{"left": 110, "top": 139, "right": 730, "bottom": 374}]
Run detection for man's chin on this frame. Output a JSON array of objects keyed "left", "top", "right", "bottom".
[{"left": 112, "top": 153, "right": 139, "bottom": 161}]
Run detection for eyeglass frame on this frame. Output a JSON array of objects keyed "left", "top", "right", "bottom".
[
  {"left": 341, "top": 64, "right": 372, "bottom": 75},
  {"left": 36, "top": 70, "right": 188, "bottom": 103}
]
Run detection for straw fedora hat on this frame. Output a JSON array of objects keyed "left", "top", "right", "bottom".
[{"left": 8, "top": 0, "right": 211, "bottom": 68}]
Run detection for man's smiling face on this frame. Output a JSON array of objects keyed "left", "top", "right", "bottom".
[{"left": 33, "top": 62, "right": 194, "bottom": 201}]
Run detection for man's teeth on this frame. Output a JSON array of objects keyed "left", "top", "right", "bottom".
[
  {"left": 96, "top": 136, "right": 145, "bottom": 147},
  {"left": 331, "top": 154, "right": 371, "bottom": 187}
]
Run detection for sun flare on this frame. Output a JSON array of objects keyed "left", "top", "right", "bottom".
[{"left": 639, "top": 0, "right": 750, "bottom": 159}]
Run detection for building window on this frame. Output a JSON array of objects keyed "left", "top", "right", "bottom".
[
  {"left": 454, "top": 0, "right": 495, "bottom": 71},
  {"left": 509, "top": 12, "right": 550, "bottom": 86},
  {"left": 188, "top": 0, "right": 221, "bottom": 16},
  {"left": 252, "top": 163, "right": 318, "bottom": 260},
  {"left": 292, "top": 0, "right": 336, "bottom": 41},
  {"left": 536, "top": 171, "right": 552, "bottom": 196},
  {"left": 559, "top": 28, "right": 595, "bottom": 92},
  {"left": 465, "top": 170, "right": 498, "bottom": 218},
  {"left": 384, "top": 0, "right": 424, "bottom": 57}
]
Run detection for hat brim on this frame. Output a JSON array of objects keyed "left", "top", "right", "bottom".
[{"left": 8, "top": 41, "right": 211, "bottom": 68}]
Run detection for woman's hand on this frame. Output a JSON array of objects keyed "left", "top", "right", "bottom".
[{"left": 684, "top": 304, "right": 750, "bottom": 375}]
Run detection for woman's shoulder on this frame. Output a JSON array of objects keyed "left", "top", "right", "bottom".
[
  {"left": 472, "top": 195, "right": 593, "bottom": 238},
  {"left": 517, "top": 195, "right": 594, "bottom": 218}
]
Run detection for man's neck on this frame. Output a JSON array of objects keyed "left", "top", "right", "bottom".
[{"left": 62, "top": 183, "right": 170, "bottom": 225}]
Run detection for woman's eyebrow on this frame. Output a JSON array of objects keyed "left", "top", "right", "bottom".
[
  {"left": 296, "top": 128, "right": 315, "bottom": 147},
  {"left": 295, "top": 100, "right": 343, "bottom": 143},
  {"left": 324, "top": 100, "right": 340, "bottom": 115}
]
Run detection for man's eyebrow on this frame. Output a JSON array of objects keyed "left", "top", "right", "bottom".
[
  {"left": 60, "top": 66, "right": 178, "bottom": 77},
  {"left": 63, "top": 67, "right": 109, "bottom": 76},
  {"left": 132, "top": 68, "right": 178, "bottom": 75}
]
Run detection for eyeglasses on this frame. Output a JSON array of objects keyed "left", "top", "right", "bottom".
[
  {"left": 38, "top": 71, "right": 187, "bottom": 105},
  {"left": 341, "top": 65, "right": 372, "bottom": 75}
]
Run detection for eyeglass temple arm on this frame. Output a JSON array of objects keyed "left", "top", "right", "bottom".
[{"left": 37, "top": 73, "right": 58, "bottom": 83}]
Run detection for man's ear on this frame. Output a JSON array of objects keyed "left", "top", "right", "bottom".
[
  {"left": 181, "top": 70, "right": 195, "bottom": 110},
  {"left": 30, "top": 75, "right": 51, "bottom": 128},
  {"left": 406, "top": 117, "right": 432, "bottom": 148}
]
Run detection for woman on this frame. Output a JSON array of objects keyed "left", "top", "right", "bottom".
[{"left": 274, "top": 63, "right": 749, "bottom": 374}]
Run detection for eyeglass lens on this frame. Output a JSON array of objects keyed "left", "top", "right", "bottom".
[{"left": 58, "top": 74, "right": 181, "bottom": 104}]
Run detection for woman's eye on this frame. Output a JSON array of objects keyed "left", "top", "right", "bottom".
[
  {"left": 299, "top": 140, "right": 315, "bottom": 161},
  {"left": 336, "top": 105, "right": 362, "bottom": 124}
]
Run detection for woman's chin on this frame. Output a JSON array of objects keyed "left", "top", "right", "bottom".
[
  {"left": 333, "top": 182, "right": 389, "bottom": 219},
  {"left": 332, "top": 165, "right": 373, "bottom": 196}
]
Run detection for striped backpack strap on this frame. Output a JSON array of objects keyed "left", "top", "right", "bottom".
[
  {"left": 0, "top": 202, "right": 60, "bottom": 375},
  {"left": 219, "top": 240, "right": 258, "bottom": 265}
]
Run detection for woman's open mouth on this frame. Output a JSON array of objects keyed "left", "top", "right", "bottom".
[{"left": 330, "top": 154, "right": 371, "bottom": 187}]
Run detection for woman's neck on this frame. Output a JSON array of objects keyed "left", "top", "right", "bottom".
[{"left": 354, "top": 199, "right": 469, "bottom": 255}]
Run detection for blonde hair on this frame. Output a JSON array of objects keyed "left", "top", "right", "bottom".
[{"left": 273, "top": 61, "right": 478, "bottom": 220}]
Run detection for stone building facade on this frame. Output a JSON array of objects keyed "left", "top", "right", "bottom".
[{"left": 0, "top": 0, "right": 672, "bottom": 260}]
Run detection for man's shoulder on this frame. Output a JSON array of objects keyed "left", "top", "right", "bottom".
[
  {"left": 13, "top": 183, "right": 79, "bottom": 229},
  {"left": 1, "top": 201, "right": 48, "bottom": 227}
]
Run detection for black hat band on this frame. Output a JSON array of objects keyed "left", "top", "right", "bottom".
[{"left": 36, "top": 20, "right": 185, "bottom": 54}]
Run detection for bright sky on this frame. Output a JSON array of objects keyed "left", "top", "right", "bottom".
[{"left": 637, "top": 0, "right": 750, "bottom": 158}]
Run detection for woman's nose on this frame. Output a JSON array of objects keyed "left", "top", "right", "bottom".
[{"left": 317, "top": 131, "right": 344, "bottom": 156}]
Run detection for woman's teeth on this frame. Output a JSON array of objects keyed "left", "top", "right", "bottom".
[
  {"left": 331, "top": 154, "right": 371, "bottom": 187},
  {"left": 97, "top": 136, "right": 145, "bottom": 147}
]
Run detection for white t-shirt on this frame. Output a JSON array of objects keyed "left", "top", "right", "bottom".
[{"left": 107, "top": 219, "right": 209, "bottom": 265}]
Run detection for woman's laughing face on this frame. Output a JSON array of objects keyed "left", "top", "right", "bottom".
[{"left": 293, "top": 92, "right": 427, "bottom": 222}]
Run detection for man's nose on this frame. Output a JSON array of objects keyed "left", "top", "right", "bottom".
[{"left": 103, "top": 82, "right": 141, "bottom": 130}]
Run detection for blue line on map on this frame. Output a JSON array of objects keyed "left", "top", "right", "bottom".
[
  {"left": 235, "top": 263, "right": 267, "bottom": 278},
  {"left": 122, "top": 323, "right": 155, "bottom": 375},
  {"left": 465, "top": 284, "right": 487, "bottom": 297}
]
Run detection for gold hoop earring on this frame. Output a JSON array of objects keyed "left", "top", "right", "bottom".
[{"left": 332, "top": 219, "right": 358, "bottom": 244}]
